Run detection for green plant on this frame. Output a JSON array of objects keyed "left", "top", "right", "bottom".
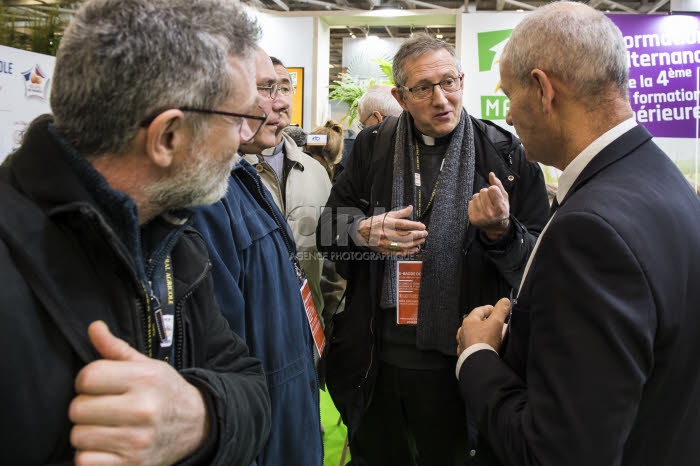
[
  {"left": 327, "top": 58, "right": 394, "bottom": 125},
  {"left": 29, "top": 8, "right": 63, "bottom": 56},
  {"left": 0, "top": 6, "right": 63, "bottom": 56},
  {"left": 328, "top": 73, "right": 375, "bottom": 126},
  {"left": 375, "top": 58, "right": 394, "bottom": 85},
  {"left": 0, "top": 8, "right": 25, "bottom": 50}
]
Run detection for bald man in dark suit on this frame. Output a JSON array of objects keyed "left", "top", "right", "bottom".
[{"left": 456, "top": 3, "right": 700, "bottom": 466}]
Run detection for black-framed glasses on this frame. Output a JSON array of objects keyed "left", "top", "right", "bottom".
[
  {"left": 258, "top": 82, "right": 295, "bottom": 99},
  {"left": 140, "top": 107, "right": 268, "bottom": 143},
  {"left": 401, "top": 74, "right": 464, "bottom": 101},
  {"left": 179, "top": 107, "right": 267, "bottom": 143}
]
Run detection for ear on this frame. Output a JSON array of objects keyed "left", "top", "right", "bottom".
[
  {"left": 531, "top": 68, "right": 555, "bottom": 114},
  {"left": 372, "top": 110, "right": 383, "bottom": 122},
  {"left": 143, "top": 109, "right": 189, "bottom": 168},
  {"left": 391, "top": 87, "right": 409, "bottom": 111}
]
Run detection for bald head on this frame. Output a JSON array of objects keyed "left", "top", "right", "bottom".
[
  {"left": 501, "top": 1, "right": 629, "bottom": 106},
  {"left": 357, "top": 84, "right": 403, "bottom": 123}
]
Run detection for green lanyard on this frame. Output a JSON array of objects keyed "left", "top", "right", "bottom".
[{"left": 414, "top": 140, "right": 442, "bottom": 221}]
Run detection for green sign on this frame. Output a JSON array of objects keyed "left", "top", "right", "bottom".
[
  {"left": 477, "top": 29, "right": 513, "bottom": 72},
  {"left": 481, "top": 95, "right": 510, "bottom": 120}
]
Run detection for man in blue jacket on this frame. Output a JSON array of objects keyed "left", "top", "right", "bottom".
[
  {"left": 192, "top": 46, "right": 323, "bottom": 466},
  {"left": 0, "top": 0, "right": 271, "bottom": 465}
]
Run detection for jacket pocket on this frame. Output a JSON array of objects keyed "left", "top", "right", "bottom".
[{"left": 232, "top": 205, "right": 280, "bottom": 251}]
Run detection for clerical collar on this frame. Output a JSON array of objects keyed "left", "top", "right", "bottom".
[
  {"left": 413, "top": 128, "right": 454, "bottom": 147},
  {"left": 420, "top": 134, "right": 436, "bottom": 146},
  {"left": 261, "top": 139, "right": 285, "bottom": 156}
]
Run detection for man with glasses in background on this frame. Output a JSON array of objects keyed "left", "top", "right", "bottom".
[
  {"left": 334, "top": 83, "right": 406, "bottom": 182},
  {"left": 193, "top": 47, "right": 323, "bottom": 466},
  {"left": 318, "top": 33, "right": 549, "bottom": 466},
  {"left": 0, "top": 1, "right": 272, "bottom": 465},
  {"left": 242, "top": 56, "right": 344, "bottom": 337},
  {"left": 357, "top": 83, "right": 404, "bottom": 130}
]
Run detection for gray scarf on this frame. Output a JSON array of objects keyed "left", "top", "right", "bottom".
[{"left": 380, "top": 109, "right": 475, "bottom": 355}]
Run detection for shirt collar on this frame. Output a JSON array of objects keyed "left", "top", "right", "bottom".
[
  {"left": 244, "top": 133, "right": 307, "bottom": 170},
  {"left": 261, "top": 139, "right": 285, "bottom": 156},
  {"left": 556, "top": 117, "right": 637, "bottom": 204},
  {"left": 421, "top": 134, "right": 436, "bottom": 146}
]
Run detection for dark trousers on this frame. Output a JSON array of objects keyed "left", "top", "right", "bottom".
[{"left": 349, "top": 361, "right": 469, "bottom": 466}]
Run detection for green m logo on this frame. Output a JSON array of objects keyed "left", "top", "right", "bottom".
[
  {"left": 477, "top": 29, "right": 513, "bottom": 72},
  {"left": 477, "top": 29, "right": 513, "bottom": 120}
]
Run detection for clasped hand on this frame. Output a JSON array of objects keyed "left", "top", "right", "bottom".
[
  {"left": 456, "top": 298, "right": 511, "bottom": 355},
  {"left": 69, "top": 321, "right": 208, "bottom": 466},
  {"left": 357, "top": 205, "right": 428, "bottom": 255}
]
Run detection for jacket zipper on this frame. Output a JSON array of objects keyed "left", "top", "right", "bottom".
[
  {"left": 362, "top": 201, "right": 380, "bottom": 383},
  {"left": 255, "top": 157, "right": 292, "bottom": 216},
  {"left": 173, "top": 259, "right": 212, "bottom": 370},
  {"left": 74, "top": 205, "right": 150, "bottom": 350}
]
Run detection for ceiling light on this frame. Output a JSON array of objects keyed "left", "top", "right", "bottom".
[
  {"left": 371, "top": 0, "right": 401, "bottom": 10},
  {"left": 436, "top": 34, "right": 443, "bottom": 39},
  {"left": 369, "top": 9, "right": 411, "bottom": 16}
]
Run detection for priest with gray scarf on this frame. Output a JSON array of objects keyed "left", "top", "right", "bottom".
[
  {"left": 317, "top": 32, "right": 549, "bottom": 466},
  {"left": 379, "top": 109, "right": 475, "bottom": 356}
]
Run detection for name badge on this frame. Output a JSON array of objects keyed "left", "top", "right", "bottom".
[
  {"left": 300, "top": 279, "right": 326, "bottom": 356},
  {"left": 159, "top": 314, "right": 174, "bottom": 348},
  {"left": 396, "top": 260, "right": 422, "bottom": 325}
]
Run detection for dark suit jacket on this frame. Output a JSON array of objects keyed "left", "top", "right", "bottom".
[{"left": 459, "top": 125, "right": 700, "bottom": 466}]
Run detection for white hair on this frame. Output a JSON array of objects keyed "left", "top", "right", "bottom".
[{"left": 357, "top": 84, "right": 403, "bottom": 121}]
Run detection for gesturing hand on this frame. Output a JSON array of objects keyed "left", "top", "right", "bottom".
[
  {"left": 468, "top": 172, "right": 510, "bottom": 240},
  {"left": 70, "top": 321, "right": 209, "bottom": 466},
  {"left": 456, "top": 298, "right": 511, "bottom": 355}
]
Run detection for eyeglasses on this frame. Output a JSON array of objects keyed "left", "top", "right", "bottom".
[
  {"left": 179, "top": 107, "right": 267, "bottom": 143},
  {"left": 140, "top": 107, "right": 268, "bottom": 143},
  {"left": 358, "top": 112, "right": 382, "bottom": 130},
  {"left": 400, "top": 74, "right": 464, "bottom": 101},
  {"left": 257, "top": 83, "right": 296, "bottom": 99}
]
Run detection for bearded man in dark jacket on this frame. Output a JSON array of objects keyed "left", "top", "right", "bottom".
[
  {"left": 317, "top": 33, "right": 549, "bottom": 466},
  {"left": 0, "top": 1, "right": 271, "bottom": 465}
]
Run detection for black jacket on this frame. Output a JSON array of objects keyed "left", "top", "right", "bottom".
[
  {"left": 0, "top": 116, "right": 271, "bottom": 466},
  {"left": 317, "top": 115, "right": 549, "bottom": 436},
  {"left": 460, "top": 125, "right": 700, "bottom": 466}
]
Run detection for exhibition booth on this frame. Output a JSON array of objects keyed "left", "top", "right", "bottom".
[{"left": 1, "top": 8, "right": 698, "bottom": 189}]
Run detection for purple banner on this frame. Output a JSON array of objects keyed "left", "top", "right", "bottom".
[{"left": 608, "top": 14, "right": 700, "bottom": 138}]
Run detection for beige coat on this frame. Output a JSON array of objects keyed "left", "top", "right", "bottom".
[{"left": 243, "top": 133, "right": 344, "bottom": 327}]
